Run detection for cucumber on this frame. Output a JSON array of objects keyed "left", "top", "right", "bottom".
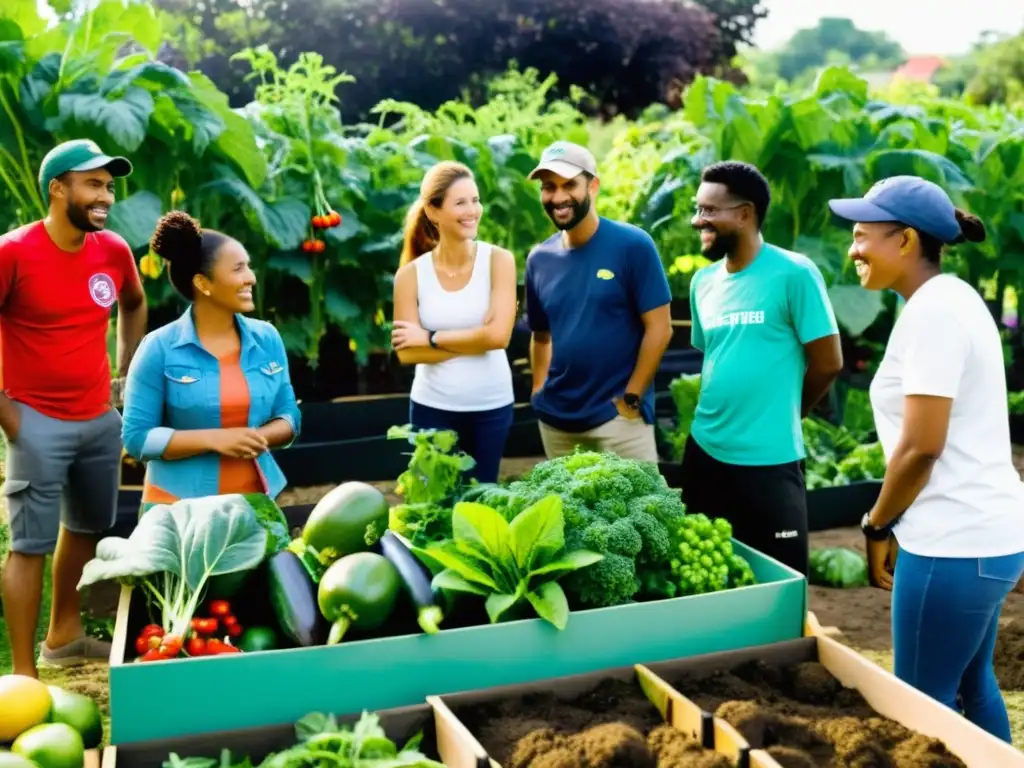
[
  {"left": 317, "top": 552, "right": 401, "bottom": 645},
  {"left": 266, "top": 550, "right": 327, "bottom": 647},
  {"left": 302, "top": 482, "right": 389, "bottom": 559},
  {"left": 379, "top": 531, "right": 444, "bottom": 634}
]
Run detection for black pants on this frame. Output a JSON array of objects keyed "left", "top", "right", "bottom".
[{"left": 680, "top": 435, "right": 809, "bottom": 576}]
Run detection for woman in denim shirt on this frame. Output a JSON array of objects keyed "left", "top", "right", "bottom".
[{"left": 121, "top": 211, "right": 301, "bottom": 509}]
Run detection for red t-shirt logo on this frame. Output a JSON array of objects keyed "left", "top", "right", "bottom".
[{"left": 89, "top": 272, "right": 116, "bottom": 308}]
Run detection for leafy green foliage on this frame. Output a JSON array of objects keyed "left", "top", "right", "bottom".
[
  {"left": 467, "top": 450, "right": 738, "bottom": 608},
  {"left": 387, "top": 425, "right": 476, "bottom": 548},
  {"left": 77, "top": 494, "right": 267, "bottom": 637},
  {"left": 420, "top": 496, "right": 603, "bottom": 629},
  {"left": 809, "top": 547, "right": 869, "bottom": 589},
  {"left": 164, "top": 710, "right": 444, "bottom": 767},
  {"left": 803, "top": 417, "right": 886, "bottom": 490},
  {"left": 663, "top": 373, "right": 701, "bottom": 461}
]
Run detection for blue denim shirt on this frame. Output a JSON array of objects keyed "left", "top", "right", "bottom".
[{"left": 121, "top": 307, "right": 301, "bottom": 500}]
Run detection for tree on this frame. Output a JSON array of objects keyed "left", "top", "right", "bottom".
[
  {"left": 774, "top": 17, "right": 904, "bottom": 82},
  {"left": 155, "top": 0, "right": 758, "bottom": 118}
]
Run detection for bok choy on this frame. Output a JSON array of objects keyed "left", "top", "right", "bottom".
[{"left": 77, "top": 494, "right": 267, "bottom": 637}]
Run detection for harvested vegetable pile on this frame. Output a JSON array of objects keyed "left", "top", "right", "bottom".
[
  {"left": 668, "top": 659, "right": 966, "bottom": 767},
  {"left": 465, "top": 451, "right": 757, "bottom": 608},
  {"left": 452, "top": 678, "right": 731, "bottom": 768}
]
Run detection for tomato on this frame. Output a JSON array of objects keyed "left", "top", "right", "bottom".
[
  {"left": 186, "top": 636, "right": 207, "bottom": 657},
  {"left": 140, "top": 624, "right": 164, "bottom": 640},
  {"left": 226, "top": 623, "right": 243, "bottom": 638},
  {"left": 314, "top": 240, "right": 326, "bottom": 253},
  {"left": 134, "top": 634, "right": 162, "bottom": 655},
  {"left": 158, "top": 634, "right": 183, "bottom": 658},
  {"left": 208, "top": 600, "right": 231, "bottom": 617},
  {"left": 223, "top": 614, "right": 238, "bottom": 627},
  {"left": 329, "top": 211, "right": 342, "bottom": 227},
  {"left": 139, "top": 648, "right": 167, "bottom": 662}
]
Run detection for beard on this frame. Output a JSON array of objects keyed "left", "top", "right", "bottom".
[
  {"left": 67, "top": 201, "right": 103, "bottom": 233},
  {"left": 545, "top": 193, "right": 591, "bottom": 231},
  {"left": 699, "top": 226, "right": 738, "bottom": 262}
]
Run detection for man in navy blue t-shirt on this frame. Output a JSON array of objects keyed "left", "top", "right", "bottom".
[{"left": 524, "top": 141, "right": 673, "bottom": 461}]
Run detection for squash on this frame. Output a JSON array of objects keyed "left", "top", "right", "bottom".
[
  {"left": 317, "top": 552, "right": 401, "bottom": 644},
  {"left": 302, "top": 482, "right": 389, "bottom": 558}
]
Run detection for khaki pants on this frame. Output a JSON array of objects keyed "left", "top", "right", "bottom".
[{"left": 538, "top": 416, "right": 659, "bottom": 462}]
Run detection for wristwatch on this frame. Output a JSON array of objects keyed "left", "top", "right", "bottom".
[
  {"left": 861, "top": 512, "right": 892, "bottom": 541},
  {"left": 428, "top": 331, "right": 439, "bottom": 348},
  {"left": 623, "top": 392, "right": 640, "bottom": 411}
]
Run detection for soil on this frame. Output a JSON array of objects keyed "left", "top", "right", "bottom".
[
  {"left": 668, "top": 659, "right": 966, "bottom": 767},
  {"left": 452, "top": 678, "right": 731, "bottom": 768}
]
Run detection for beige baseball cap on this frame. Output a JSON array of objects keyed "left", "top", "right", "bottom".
[{"left": 528, "top": 141, "right": 598, "bottom": 181}]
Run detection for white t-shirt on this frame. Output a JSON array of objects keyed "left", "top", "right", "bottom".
[
  {"left": 409, "top": 242, "right": 514, "bottom": 412},
  {"left": 870, "top": 274, "right": 1024, "bottom": 558}
]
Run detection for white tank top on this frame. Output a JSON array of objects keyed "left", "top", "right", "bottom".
[{"left": 409, "top": 242, "right": 514, "bottom": 412}]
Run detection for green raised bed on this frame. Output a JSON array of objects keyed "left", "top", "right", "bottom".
[{"left": 107, "top": 540, "right": 806, "bottom": 744}]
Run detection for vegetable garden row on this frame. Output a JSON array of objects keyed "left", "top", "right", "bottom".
[{"left": 4, "top": 2, "right": 1024, "bottom": 399}]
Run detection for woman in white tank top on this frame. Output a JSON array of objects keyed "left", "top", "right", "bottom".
[{"left": 390, "top": 161, "right": 517, "bottom": 483}]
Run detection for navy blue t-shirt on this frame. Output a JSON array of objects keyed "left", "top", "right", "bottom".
[{"left": 525, "top": 217, "right": 671, "bottom": 433}]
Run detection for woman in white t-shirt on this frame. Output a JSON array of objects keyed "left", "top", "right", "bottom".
[
  {"left": 829, "top": 176, "right": 1024, "bottom": 742},
  {"left": 390, "top": 161, "right": 517, "bottom": 483}
]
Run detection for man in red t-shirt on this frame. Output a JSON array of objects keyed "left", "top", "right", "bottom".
[{"left": 0, "top": 139, "right": 148, "bottom": 677}]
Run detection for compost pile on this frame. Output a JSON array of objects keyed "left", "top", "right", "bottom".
[
  {"left": 670, "top": 660, "right": 966, "bottom": 767},
  {"left": 453, "top": 678, "right": 731, "bottom": 768}
]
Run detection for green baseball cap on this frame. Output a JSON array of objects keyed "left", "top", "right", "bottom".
[{"left": 38, "top": 139, "right": 133, "bottom": 205}]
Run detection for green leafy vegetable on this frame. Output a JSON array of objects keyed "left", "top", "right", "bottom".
[
  {"left": 77, "top": 494, "right": 268, "bottom": 637},
  {"left": 242, "top": 493, "right": 291, "bottom": 556},
  {"left": 162, "top": 710, "right": 443, "bottom": 768},
  {"left": 420, "top": 496, "right": 603, "bottom": 629},
  {"left": 664, "top": 373, "right": 701, "bottom": 462},
  {"left": 387, "top": 425, "right": 476, "bottom": 547},
  {"left": 803, "top": 416, "right": 885, "bottom": 489},
  {"left": 809, "top": 547, "right": 869, "bottom": 589}
]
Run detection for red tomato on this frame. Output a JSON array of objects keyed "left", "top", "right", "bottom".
[
  {"left": 187, "top": 636, "right": 207, "bottom": 657},
  {"left": 159, "top": 633, "right": 183, "bottom": 658},
  {"left": 208, "top": 600, "right": 231, "bottom": 617}
]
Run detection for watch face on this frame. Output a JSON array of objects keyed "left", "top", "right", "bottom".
[{"left": 624, "top": 394, "right": 640, "bottom": 409}]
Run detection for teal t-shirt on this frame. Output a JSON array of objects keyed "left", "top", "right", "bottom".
[{"left": 689, "top": 243, "right": 838, "bottom": 466}]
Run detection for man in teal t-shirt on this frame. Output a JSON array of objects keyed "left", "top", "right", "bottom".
[{"left": 681, "top": 161, "right": 842, "bottom": 576}]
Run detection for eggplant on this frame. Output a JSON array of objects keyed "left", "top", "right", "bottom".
[
  {"left": 266, "top": 550, "right": 327, "bottom": 646},
  {"left": 379, "top": 530, "right": 445, "bottom": 634}
]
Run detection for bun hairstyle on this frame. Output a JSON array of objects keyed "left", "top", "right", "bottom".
[
  {"left": 150, "top": 211, "right": 229, "bottom": 299},
  {"left": 918, "top": 207, "right": 987, "bottom": 265},
  {"left": 398, "top": 161, "right": 473, "bottom": 269}
]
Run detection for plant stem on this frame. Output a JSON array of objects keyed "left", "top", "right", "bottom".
[
  {"left": 0, "top": 152, "right": 32, "bottom": 218},
  {"left": 0, "top": 88, "right": 45, "bottom": 215}
]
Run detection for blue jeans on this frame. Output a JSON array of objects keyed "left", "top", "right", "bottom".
[
  {"left": 409, "top": 401, "right": 514, "bottom": 485},
  {"left": 893, "top": 549, "right": 1024, "bottom": 742}
]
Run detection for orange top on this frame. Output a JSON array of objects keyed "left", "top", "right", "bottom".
[{"left": 142, "top": 349, "right": 266, "bottom": 504}]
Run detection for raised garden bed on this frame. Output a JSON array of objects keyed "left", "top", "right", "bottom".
[
  {"left": 645, "top": 630, "right": 1024, "bottom": 767},
  {"left": 101, "top": 703, "right": 464, "bottom": 768},
  {"left": 431, "top": 660, "right": 746, "bottom": 767},
  {"left": 806, "top": 481, "right": 882, "bottom": 532},
  {"left": 106, "top": 537, "right": 805, "bottom": 743}
]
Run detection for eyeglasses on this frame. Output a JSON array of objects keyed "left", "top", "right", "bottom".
[{"left": 694, "top": 203, "right": 747, "bottom": 218}]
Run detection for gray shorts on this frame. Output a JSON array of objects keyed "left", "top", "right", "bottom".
[{"left": 3, "top": 401, "right": 122, "bottom": 555}]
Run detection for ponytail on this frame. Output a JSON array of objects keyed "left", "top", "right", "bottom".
[{"left": 399, "top": 199, "right": 439, "bottom": 268}]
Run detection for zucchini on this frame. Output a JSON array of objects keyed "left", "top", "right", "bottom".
[
  {"left": 302, "top": 482, "right": 389, "bottom": 559},
  {"left": 266, "top": 550, "right": 327, "bottom": 647},
  {"left": 318, "top": 552, "right": 401, "bottom": 645},
  {"left": 380, "top": 530, "right": 444, "bottom": 634}
]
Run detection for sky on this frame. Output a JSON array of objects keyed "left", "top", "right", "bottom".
[{"left": 752, "top": 0, "right": 1024, "bottom": 56}]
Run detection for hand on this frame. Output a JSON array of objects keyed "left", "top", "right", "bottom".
[
  {"left": 613, "top": 398, "right": 641, "bottom": 420},
  {"left": 391, "top": 320, "right": 431, "bottom": 350},
  {"left": 208, "top": 428, "right": 269, "bottom": 459},
  {"left": 0, "top": 396, "right": 20, "bottom": 443},
  {"left": 866, "top": 537, "right": 894, "bottom": 591},
  {"left": 111, "top": 377, "right": 126, "bottom": 408}
]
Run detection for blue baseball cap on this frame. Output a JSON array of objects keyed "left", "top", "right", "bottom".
[{"left": 828, "top": 175, "right": 962, "bottom": 244}]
